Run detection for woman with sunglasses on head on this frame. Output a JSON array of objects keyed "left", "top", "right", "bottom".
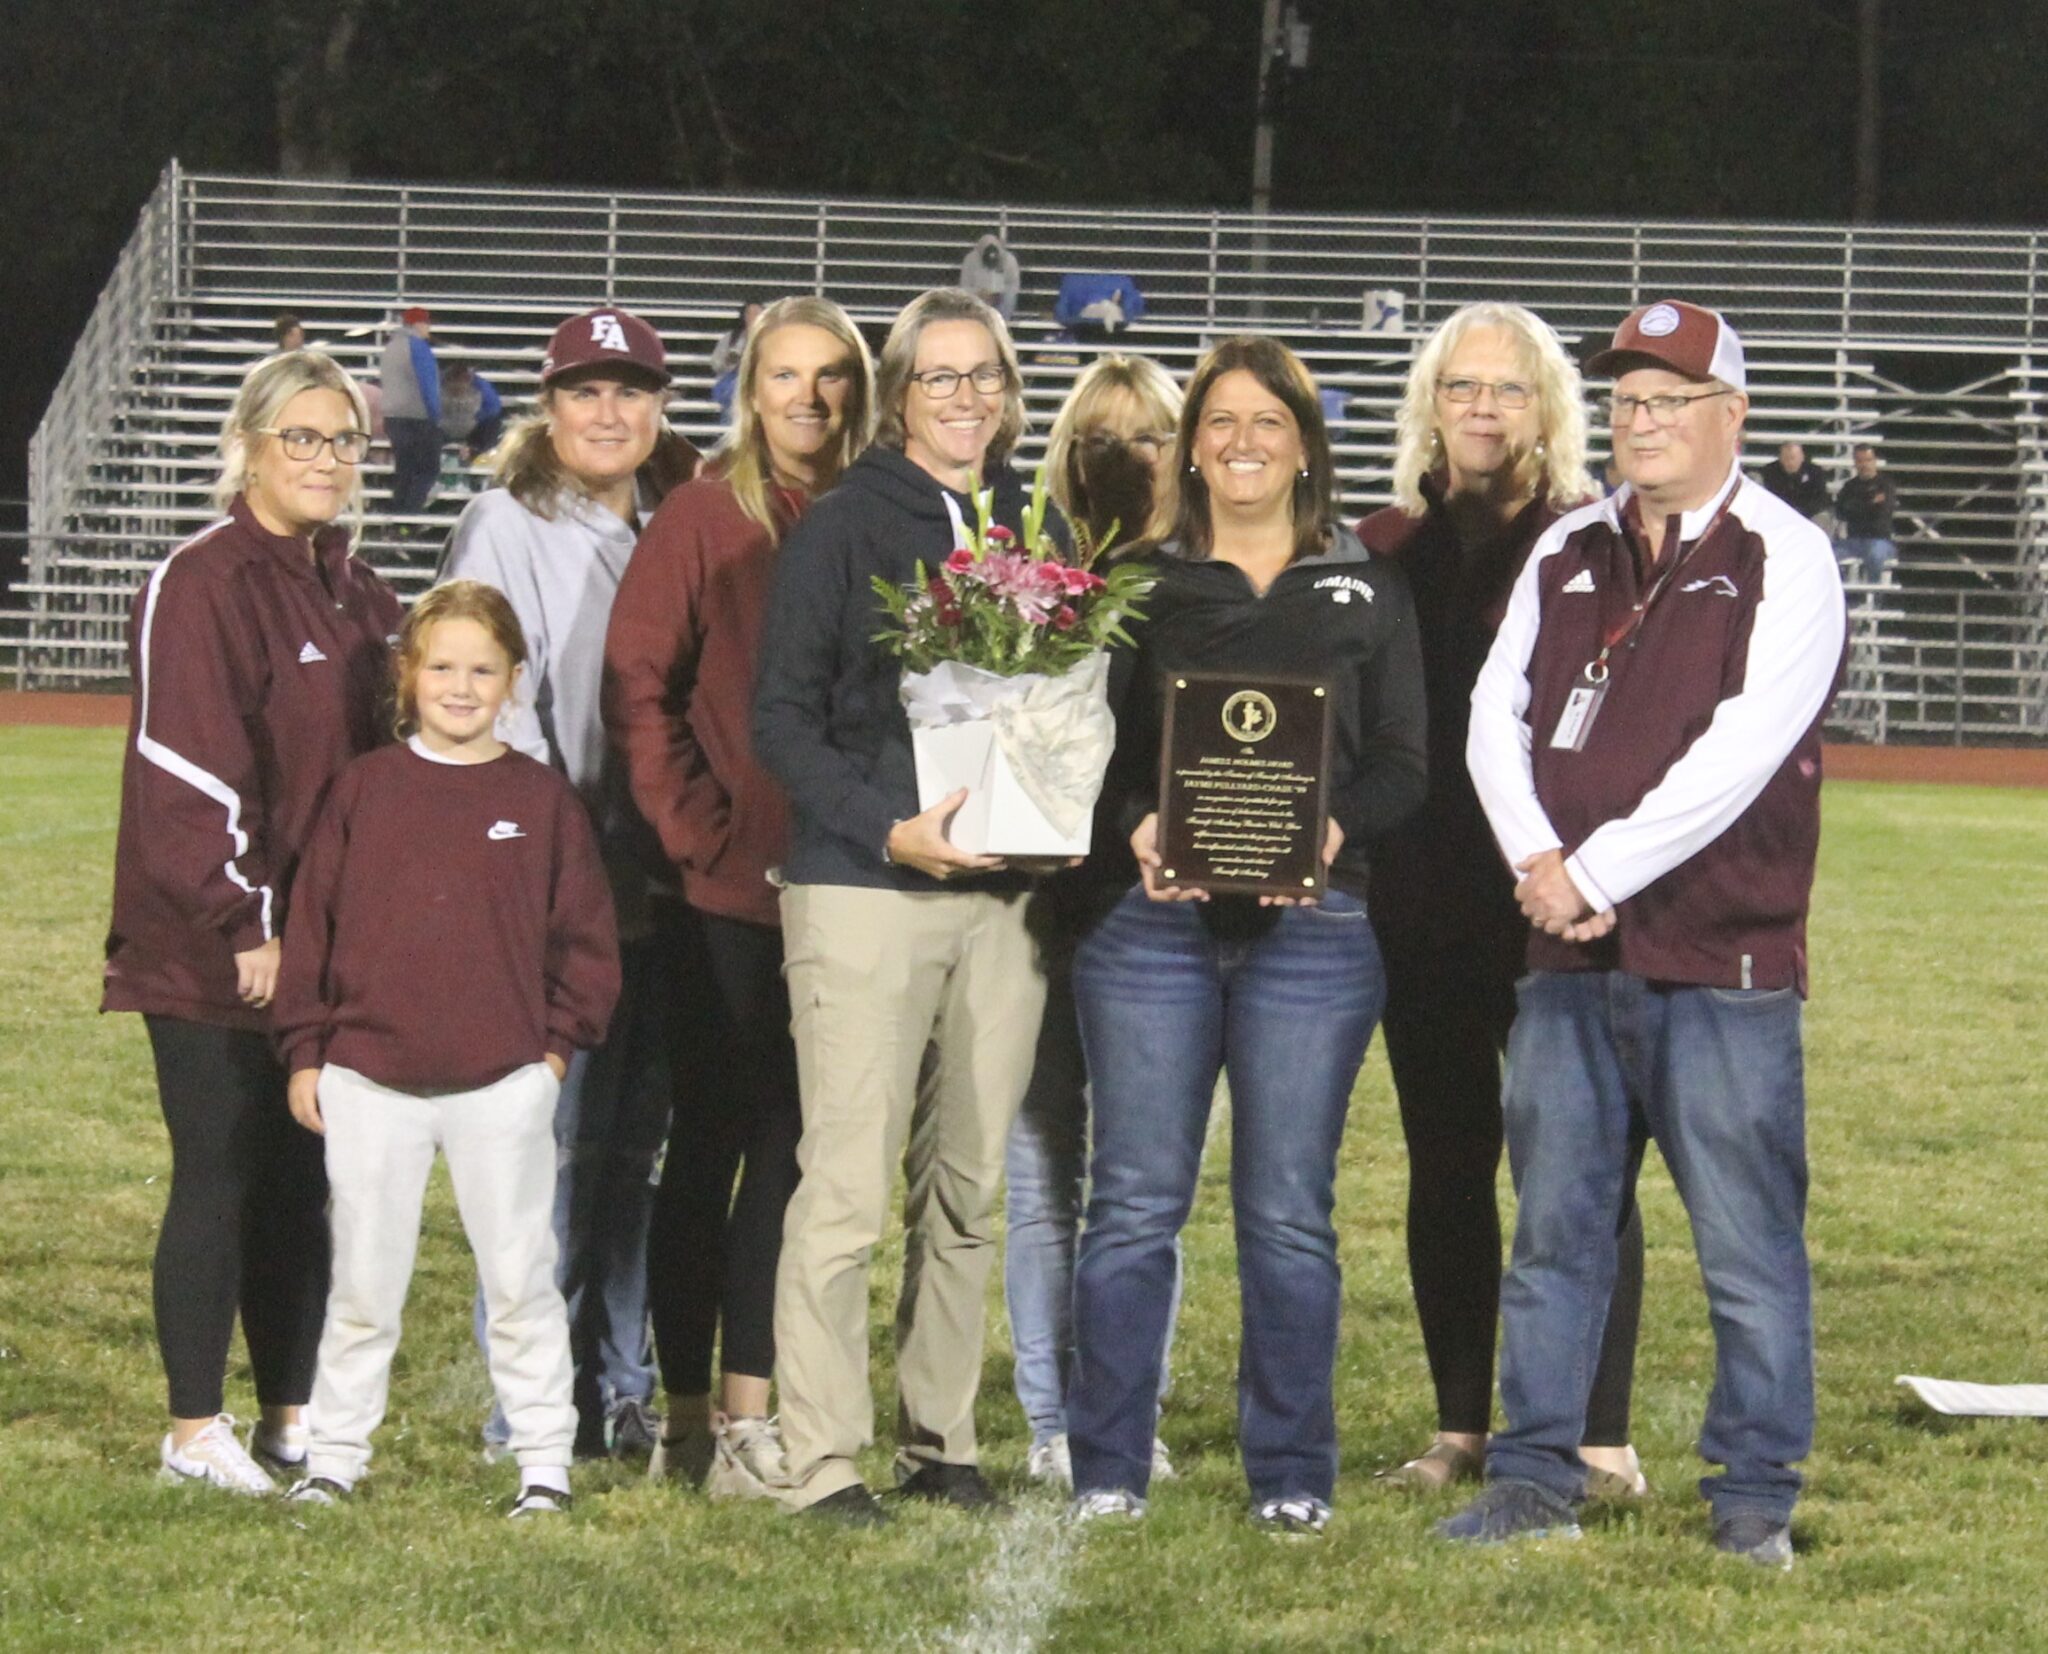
[
  {"left": 104, "top": 349, "right": 400, "bottom": 1495},
  {"left": 604, "top": 296, "right": 875, "bottom": 1499},
  {"left": 1357, "top": 301, "right": 1646, "bottom": 1498}
]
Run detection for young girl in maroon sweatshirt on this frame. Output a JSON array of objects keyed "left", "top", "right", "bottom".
[{"left": 272, "top": 580, "right": 620, "bottom": 1516}]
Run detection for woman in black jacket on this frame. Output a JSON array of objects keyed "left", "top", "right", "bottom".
[{"left": 1065, "top": 336, "right": 1426, "bottom": 1535}]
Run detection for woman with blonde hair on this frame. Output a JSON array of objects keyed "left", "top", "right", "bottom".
[
  {"left": 1358, "top": 300, "right": 1646, "bottom": 1495},
  {"left": 604, "top": 295, "right": 874, "bottom": 1498},
  {"left": 105, "top": 349, "right": 401, "bottom": 1494}
]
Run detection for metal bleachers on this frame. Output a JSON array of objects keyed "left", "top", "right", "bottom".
[{"left": 11, "top": 162, "right": 2048, "bottom": 741}]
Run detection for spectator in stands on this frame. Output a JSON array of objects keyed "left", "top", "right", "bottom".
[
  {"left": 1835, "top": 442, "right": 1899, "bottom": 583},
  {"left": 438, "top": 357, "right": 505, "bottom": 460},
  {"left": 1358, "top": 302, "right": 1647, "bottom": 1498},
  {"left": 961, "top": 234, "right": 1022, "bottom": 322},
  {"left": 440, "top": 305, "right": 699, "bottom": 1463},
  {"left": 1005, "top": 354, "right": 1184, "bottom": 1491},
  {"left": 709, "top": 300, "right": 767, "bottom": 422},
  {"left": 605, "top": 296, "right": 875, "bottom": 1501},
  {"left": 379, "top": 306, "right": 443, "bottom": 515},
  {"left": 1757, "top": 441, "right": 1830, "bottom": 522},
  {"left": 751, "top": 287, "right": 1048, "bottom": 1525},
  {"left": 1054, "top": 272, "right": 1146, "bottom": 341},
  {"left": 104, "top": 350, "right": 400, "bottom": 1496},
  {"left": 1066, "top": 336, "right": 1425, "bottom": 1535},
  {"left": 273, "top": 314, "right": 306, "bottom": 353},
  {"left": 1442, "top": 299, "right": 1843, "bottom": 1568}
]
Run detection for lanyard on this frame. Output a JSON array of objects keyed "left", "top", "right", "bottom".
[{"left": 1584, "top": 490, "right": 1735, "bottom": 684}]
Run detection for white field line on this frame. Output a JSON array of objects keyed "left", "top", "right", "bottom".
[{"left": 915, "top": 1498, "right": 1079, "bottom": 1654}]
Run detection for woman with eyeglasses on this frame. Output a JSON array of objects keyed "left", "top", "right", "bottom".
[
  {"left": 752, "top": 287, "right": 1055, "bottom": 1524},
  {"left": 104, "top": 349, "right": 401, "bottom": 1496},
  {"left": 1357, "top": 301, "right": 1647, "bottom": 1497}
]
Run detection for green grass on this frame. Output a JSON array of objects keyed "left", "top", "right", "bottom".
[{"left": 2, "top": 725, "right": 2046, "bottom": 1651}]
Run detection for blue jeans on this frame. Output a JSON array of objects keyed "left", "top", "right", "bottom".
[
  {"left": 1068, "top": 888, "right": 1385, "bottom": 1503},
  {"left": 1840, "top": 535, "right": 1896, "bottom": 582},
  {"left": 1003, "top": 954, "right": 1182, "bottom": 1446},
  {"left": 1490, "top": 971, "right": 1814, "bottom": 1524}
]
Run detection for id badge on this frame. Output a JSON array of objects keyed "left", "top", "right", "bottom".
[{"left": 1549, "top": 677, "right": 1608, "bottom": 751}]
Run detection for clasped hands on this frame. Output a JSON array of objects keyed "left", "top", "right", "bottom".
[{"left": 1514, "top": 847, "right": 1615, "bottom": 943}]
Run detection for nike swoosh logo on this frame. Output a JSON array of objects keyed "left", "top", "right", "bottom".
[{"left": 486, "top": 822, "right": 525, "bottom": 841}]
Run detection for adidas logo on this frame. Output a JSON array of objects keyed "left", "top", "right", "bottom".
[
  {"left": 1560, "top": 570, "right": 1596, "bottom": 594},
  {"left": 298, "top": 641, "right": 328, "bottom": 663},
  {"left": 486, "top": 820, "right": 526, "bottom": 841}
]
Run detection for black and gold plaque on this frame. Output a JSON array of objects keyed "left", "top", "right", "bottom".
[{"left": 1156, "top": 671, "right": 1333, "bottom": 896}]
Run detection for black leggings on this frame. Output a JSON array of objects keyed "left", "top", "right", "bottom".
[
  {"left": 1378, "top": 945, "right": 1644, "bottom": 1446},
  {"left": 646, "top": 909, "right": 803, "bottom": 1395},
  {"left": 143, "top": 1015, "right": 329, "bottom": 1418}
]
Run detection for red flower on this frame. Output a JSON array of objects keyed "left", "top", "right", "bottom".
[
  {"left": 1053, "top": 604, "right": 1078, "bottom": 631},
  {"left": 987, "top": 525, "right": 1016, "bottom": 544},
  {"left": 1059, "top": 565, "right": 1105, "bottom": 595},
  {"left": 945, "top": 548, "right": 976, "bottom": 573}
]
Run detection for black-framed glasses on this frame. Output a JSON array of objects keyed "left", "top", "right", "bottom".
[
  {"left": 1437, "top": 377, "right": 1533, "bottom": 410},
  {"left": 910, "top": 364, "right": 1008, "bottom": 398},
  {"left": 1081, "top": 430, "right": 1171, "bottom": 458},
  {"left": 260, "top": 426, "right": 372, "bottom": 463},
  {"left": 1606, "top": 388, "right": 1733, "bottom": 427}
]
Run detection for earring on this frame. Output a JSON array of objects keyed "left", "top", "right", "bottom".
[
  {"left": 1299, "top": 467, "right": 1310, "bottom": 480},
  {"left": 1187, "top": 462, "right": 1198, "bottom": 474}
]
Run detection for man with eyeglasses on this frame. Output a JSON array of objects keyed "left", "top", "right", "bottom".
[{"left": 1440, "top": 300, "right": 1845, "bottom": 1569}]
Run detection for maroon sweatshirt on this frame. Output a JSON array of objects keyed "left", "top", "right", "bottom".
[
  {"left": 272, "top": 741, "right": 622, "bottom": 1091},
  {"left": 603, "top": 474, "right": 802, "bottom": 928},
  {"left": 103, "top": 497, "right": 402, "bottom": 1029}
]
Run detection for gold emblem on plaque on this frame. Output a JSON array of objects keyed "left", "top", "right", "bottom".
[{"left": 1220, "top": 690, "right": 1279, "bottom": 744}]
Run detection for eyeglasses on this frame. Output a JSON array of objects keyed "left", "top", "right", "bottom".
[
  {"left": 910, "top": 364, "right": 1008, "bottom": 398},
  {"left": 1437, "top": 377, "right": 1533, "bottom": 410},
  {"left": 1081, "top": 430, "right": 1171, "bottom": 457},
  {"left": 1606, "top": 389, "right": 1733, "bottom": 427},
  {"left": 260, "top": 426, "right": 372, "bottom": 463}
]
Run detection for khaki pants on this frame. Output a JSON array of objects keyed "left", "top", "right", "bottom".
[{"left": 774, "top": 884, "right": 1047, "bottom": 1506}]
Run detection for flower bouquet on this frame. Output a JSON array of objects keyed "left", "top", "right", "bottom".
[{"left": 872, "top": 470, "right": 1153, "bottom": 855}]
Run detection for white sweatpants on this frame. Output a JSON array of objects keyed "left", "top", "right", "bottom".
[{"left": 306, "top": 1061, "right": 575, "bottom": 1486}]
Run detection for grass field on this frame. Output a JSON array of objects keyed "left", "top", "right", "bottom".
[{"left": 2, "top": 724, "right": 2046, "bottom": 1652}]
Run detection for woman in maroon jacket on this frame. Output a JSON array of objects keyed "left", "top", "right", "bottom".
[
  {"left": 1357, "top": 302, "right": 1646, "bottom": 1497},
  {"left": 103, "top": 349, "right": 401, "bottom": 1495},
  {"left": 604, "top": 295, "right": 874, "bottom": 1498}
]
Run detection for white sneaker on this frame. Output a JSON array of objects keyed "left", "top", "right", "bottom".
[
  {"left": 250, "top": 1418, "right": 309, "bottom": 1472},
  {"left": 1026, "top": 1433, "right": 1074, "bottom": 1489},
  {"left": 1252, "top": 1494, "right": 1331, "bottom": 1538},
  {"left": 1150, "top": 1436, "right": 1177, "bottom": 1482},
  {"left": 706, "top": 1415, "right": 791, "bottom": 1502},
  {"left": 508, "top": 1483, "right": 572, "bottom": 1519},
  {"left": 285, "top": 1475, "right": 350, "bottom": 1505},
  {"left": 160, "top": 1414, "right": 277, "bottom": 1496},
  {"left": 1071, "top": 1488, "right": 1146, "bottom": 1524}
]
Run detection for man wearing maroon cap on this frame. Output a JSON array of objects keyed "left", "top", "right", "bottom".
[{"left": 1438, "top": 301, "right": 1845, "bottom": 1567}]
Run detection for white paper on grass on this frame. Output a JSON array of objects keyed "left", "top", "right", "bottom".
[
  {"left": 901, "top": 653, "right": 1114, "bottom": 854},
  {"left": 1896, "top": 1375, "right": 2048, "bottom": 1417}
]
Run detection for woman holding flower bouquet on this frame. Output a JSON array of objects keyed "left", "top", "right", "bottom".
[
  {"left": 1065, "top": 336, "right": 1428, "bottom": 1536},
  {"left": 752, "top": 287, "right": 1058, "bottom": 1524}
]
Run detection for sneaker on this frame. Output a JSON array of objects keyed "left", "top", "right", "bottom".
[
  {"left": 648, "top": 1414, "right": 716, "bottom": 1487},
  {"left": 1434, "top": 1479, "right": 1582, "bottom": 1545},
  {"left": 1714, "top": 1510, "right": 1794, "bottom": 1571},
  {"left": 1252, "top": 1495, "right": 1331, "bottom": 1538},
  {"left": 1150, "top": 1435, "right": 1177, "bottom": 1482},
  {"left": 1378, "top": 1438, "right": 1485, "bottom": 1491},
  {"left": 159, "top": 1415, "right": 277, "bottom": 1497},
  {"left": 1582, "top": 1445, "right": 1649, "bottom": 1501},
  {"left": 250, "top": 1418, "right": 309, "bottom": 1474},
  {"left": 285, "top": 1475, "right": 351, "bottom": 1505},
  {"left": 803, "top": 1483, "right": 893, "bottom": 1527},
  {"left": 508, "top": 1483, "right": 572, "bottom": 1519},
  {"left": 707, "top": 1415, "right": 791, "bottom": 1502},
  {"left": 891, "top": 1460, "right": 1009, "bottom": 1513},
  {"left": 607, "top": 1397, "right": 661, "bottom": 1464},
  {"left": 1026, "top": 1433, "right": 1073, "bottom": 1489},
  {"left": 1071, "top": 1488, "right": 1146, "bottom": 1524}
]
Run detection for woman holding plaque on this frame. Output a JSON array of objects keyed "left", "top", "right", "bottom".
[
  {"left": 1357, "top": 301, "right": 1646, "bottom": 1497},
  {"left": 1065, "top": 336, "right": 1426, "bottom": 1534}
]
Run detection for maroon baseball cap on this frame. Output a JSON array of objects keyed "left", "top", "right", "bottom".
[
  {"left": 400, "top": 305, "right": 431, "bottom": 326},
  {"left": 540, "top": 307, "right": 670, "bottom": 387},
  {"left": 1585, "top": 299, "right": 1747, "bottom": 390}
]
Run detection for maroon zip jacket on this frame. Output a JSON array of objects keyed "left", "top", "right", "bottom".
[
  {"left": 603, "top": 474, "right": 802, "bottom": 928},
  {"left": 102, "top": 497, "right": 402, "bottom": 1029},
  {"left": 273, "top": 741, "right": 621, "bottom": 1091}
]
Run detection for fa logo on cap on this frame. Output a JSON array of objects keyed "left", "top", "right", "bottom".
[
  {"left": 590, "top": 314, "right": 629, "bottom": 353},
  {"left": 1639, "top": 304, "right": 1682, "bottom": 337}
]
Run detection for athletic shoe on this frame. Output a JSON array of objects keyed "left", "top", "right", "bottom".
[
  {"left": 1252, "top": 1495, "right": 1331, "bottom": 1538},
  {"left": 285, "top": 1476, "right": 351, "bottom": 1505},
  {"left": 1582, "top": 1445, "right": 1649, "bottom": 1501},
  {"left": 803, "top": 1483, "right": 893, "bottom": 1527},
  {"left": 648, "top": 1413, "right": 716, "bottom": 1487},
  {"left": 250, "top": 1418, "right": 309, "bottom": 1473},
  {"left": 508, "top": 1483, "right": 572, "bottom": 1519},
  {"left": 159, "top": 1415, "right": 277, "bottom": 1496},
  {"left": 1714, "top": 1510, "right": 1795, "bottom": 1571},
  {"left": 891, "top": 1460, "right": 1009, "bottom": 1513},
  {"left": 1026, "top": 1433, "right": 1073, "bottom": 1489},
  {"left": 607, "top": 1397, "right": 661, "bottom": 1464},
  {"left": 1071, "top": 1489, "right": 1146, "bottom": 1524},
  {"left": 1150, "top": 1435, "right": 1177, "bottom": 1482},
  {"left": 1434, "top": 1479, "right": 1582, "bottom": 1545},
  {"left": 707, "top": 1415, "right": 791, "bottom": 1502}
]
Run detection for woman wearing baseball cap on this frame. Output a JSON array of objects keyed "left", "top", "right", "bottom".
[{"left": 440, "top": 306, "right": 698, "bottom": 1461}]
